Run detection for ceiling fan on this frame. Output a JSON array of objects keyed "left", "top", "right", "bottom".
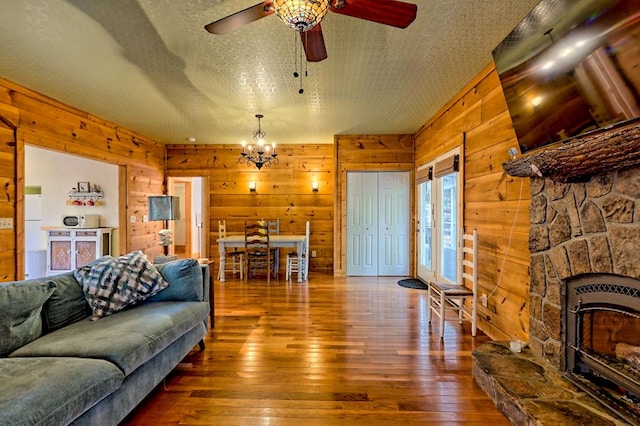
[{"left": 204, "top": 0, "right": 418, "bottom": 63}]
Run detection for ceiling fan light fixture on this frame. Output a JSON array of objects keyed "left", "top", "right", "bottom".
[{"left": 273, "top": 0, "right": 329, "bottom": 32}]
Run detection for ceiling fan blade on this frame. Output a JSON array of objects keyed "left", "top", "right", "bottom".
[
  {"left": 204, "top": 1, "right": 274, "bottom": 34},
  {"left": 301, "top": 25, "right": 328, "bottom": 62},
  {"left": 330, "top": 0, "right": 417, "bottom": 28}
]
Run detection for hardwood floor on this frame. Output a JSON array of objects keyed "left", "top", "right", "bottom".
[{"left": 122, "top": 275, "right": 508, "bottom": 425}]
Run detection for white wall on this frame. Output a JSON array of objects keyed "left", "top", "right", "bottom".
[{"left": 25, "top": 146, "right": 119, "bottom": 228}]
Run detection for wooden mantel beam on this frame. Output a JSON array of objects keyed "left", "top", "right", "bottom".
[{"left": 502, "top": 119, "right": 640, "bottom": 182}]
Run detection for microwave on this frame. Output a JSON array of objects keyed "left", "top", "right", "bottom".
[{"left": 62, "top": 214, "right": 100, "bottom": 228}]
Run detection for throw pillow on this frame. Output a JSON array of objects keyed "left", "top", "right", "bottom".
[
  {"left": 0, "top": 279, "right": 57, "bottom": 356},
  {"left": 148, "top": 258, "right": 203, "bottom": 302},
  {"left": 41, "top": 272, "right": 91, "bottom": 332},
  {"left": 74, "top": 251, "right": 169, "bottom": 320}
]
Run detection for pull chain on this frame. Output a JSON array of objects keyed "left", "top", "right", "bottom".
[
  {"left": 291, "top": 30, "right": 307, "bottom": 94},
  {"left": 293, "top": 30, "right": 299, "bottom": 79},
  {"left": 298, "top": 31, "right": 305, "bottom": 94}
]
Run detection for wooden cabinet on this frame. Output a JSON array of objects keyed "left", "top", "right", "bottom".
[{"left": 46, "top": 228, "right": 113, "bottom": 276}]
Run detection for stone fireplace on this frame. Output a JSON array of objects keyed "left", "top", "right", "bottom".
[
  {"left": 528, "top": 168, "right": 640, "bottom": 368},
  {"left": 472, "top": 121, "right": 640, "bottom": 424},
  {"left": 528, "top": 168, "right": 640, "bottom": 422}
]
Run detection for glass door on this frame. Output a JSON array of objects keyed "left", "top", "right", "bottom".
[
  {"left": 417, "top": 179, "right": 434, "bottom": 281},
  {"left": 416, "top": 147, "right": 461, "bottom": 285},
  {"left": 438, "top": 173, "right": 458, "bottom": 284}
]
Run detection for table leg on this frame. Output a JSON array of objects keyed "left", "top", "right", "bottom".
[
  {"left": 218, "top": 242, "right": 227, "bottom": 282},
  {"left": 297, "top": 241, "right": 303, "bottom": 282}
]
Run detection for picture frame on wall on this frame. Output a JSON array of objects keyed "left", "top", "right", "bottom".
[{"left": 77, "top": 182, "right": 91, "bottom": 193}]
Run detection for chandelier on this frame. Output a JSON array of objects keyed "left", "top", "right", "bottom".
[
  {"left": 239, "top": 114, "right": 279, "bottom": 170},
  {"left": 273, "top": 0, "right": 330, "bottom": 32}
]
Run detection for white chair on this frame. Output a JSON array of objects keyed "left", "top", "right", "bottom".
[
  {"left": 428, "top": 229, "right": 478, "bottom": 338},
  {"left": 217, "top": 220, "right": 244, "bottom": 281},
  {"left": 286, "top": 221, "right": 310, "bottom": 281}
]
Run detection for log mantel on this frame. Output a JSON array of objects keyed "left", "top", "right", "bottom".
[{"left": 502, "top": 119, "right": 640, "bottom": 182}]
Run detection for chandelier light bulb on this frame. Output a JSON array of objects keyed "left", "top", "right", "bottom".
[{"left": 238, "top": 114, "right": 280, "bottom": 170}]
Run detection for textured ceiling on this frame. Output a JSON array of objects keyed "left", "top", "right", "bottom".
[{"left": 0, "top": 0, "right": 540, "bottom": 145}]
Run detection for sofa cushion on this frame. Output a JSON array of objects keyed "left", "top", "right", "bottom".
[
  {"left": 11, "top": 301, "right": 208, "bottom": 376},
  {"left": 74, "top": 250, "right": 169, "bottom": 320},
  {"left": 42, "top": 272, "right": 91, "bottom": 332},
  {"left": 0, "top": 357, "right": 123, "bottom": 426},
  {"left": 0, "top": 279, "right": 56, "bottom": 356},
  {"left": 148, "top": 258, "right": 203, "bottom": 302}
]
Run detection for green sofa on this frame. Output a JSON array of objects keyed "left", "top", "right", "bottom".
[{"left": 0, "top": 257, "right": 210, "bottom": 426}]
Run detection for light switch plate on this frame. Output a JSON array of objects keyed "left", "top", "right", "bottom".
[{"left": 0, "top": 218, "right": 13, "bottom": 229}]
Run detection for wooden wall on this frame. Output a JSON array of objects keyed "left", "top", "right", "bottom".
[
  {"left": 333, "top": 134, "right": 415, "bottom": 276},
  {"left": 414, "top": 63, "right": 531, "bottom": 341},
  {"left": 166, "top": 143, "right": 334, "bottom": 273},
  {"left": 0, "top": 64, "right": 532, "bottom": 341},
  {"left": 0, "top": 77, "right": 166, "bottom": 282}
]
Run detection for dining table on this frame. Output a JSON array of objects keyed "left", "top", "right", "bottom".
[{"left": 217, "top": 234, "right": 306, "bottom": 282}]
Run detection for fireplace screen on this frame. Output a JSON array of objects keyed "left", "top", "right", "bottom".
[{"left": 564, "top": 274, "right": 640, "bottom": 423}]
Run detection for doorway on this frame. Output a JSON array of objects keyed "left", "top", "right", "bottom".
[
  {"left": 416, "top": 148, "right": 462, "bottom": 285},
  {"left": 346, "top": 171, "right": 410, "bottom": 276},
  {"left": 168, "top": 176, "right": 206, "bottom": 259}
]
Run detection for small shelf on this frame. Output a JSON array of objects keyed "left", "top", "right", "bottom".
[
  {"left": 67, "top": 190, "right": 104, "bottom": 206},
  {"left": 68, "top": 191, "right": 104, "bottom": 199}
]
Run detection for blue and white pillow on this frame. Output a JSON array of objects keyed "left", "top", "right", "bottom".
[{"left": 74, "top": 251, "right": 169, "bottom": 320}]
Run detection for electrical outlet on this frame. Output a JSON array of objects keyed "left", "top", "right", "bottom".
[
  {"left": 130, "top": 215, "right": 137, "bottom": 223},
  {"left": 142, "top": 214, "right": 148, "bottom": 222},
  {"left": 311, "top": 250, "right": 317, "bottom": 258},
  {"left": 480, "top": 293, "right": 488, "bottom": 307},
  {"left": 0, "top": 218, "right": 13, "bottom": 229}
]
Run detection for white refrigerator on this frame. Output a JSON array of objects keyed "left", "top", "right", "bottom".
[{"left": 25, "top": 194, "right": 46, "bottom": 279}]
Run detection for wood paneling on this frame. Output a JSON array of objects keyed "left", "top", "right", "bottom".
[
  {"left": 0, "top": 77, "right": 165, "bottom": 281},
  {"left": 414, "top": 63, "right": 531, "bottom": 342},
  {"left": 166, "top": 143, "right": 335, "bottom": 273},
  {"left": 334, "top": 134, "right": 415, "bottom": 276}
]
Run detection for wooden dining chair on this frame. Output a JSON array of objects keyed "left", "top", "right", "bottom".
[
  {"left": 217, "top": 220, "right": 243, "bottom": 280},
  {"left": 286, "top": 221, "right": 310, "bottom": 281},
  {"left": 244, "top": 221, "right": 274, "bottom": 283},
  {"left": 260, "top": 218, "right": 280, "bottom": 276},
  {"left": 427, "top": 228, "right": 478, "bottom": 338}
]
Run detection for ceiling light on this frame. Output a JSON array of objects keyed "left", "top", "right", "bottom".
[
  {"left": 239, "top": 114, "right": 279, "bottom": 170},
  {"left": 273, "top": 0, "right": 329, "bottom": 32}
]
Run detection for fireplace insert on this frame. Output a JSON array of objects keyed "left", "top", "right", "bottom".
[{"left": 564, "top": 273, "right": 640, "bottom": 424}]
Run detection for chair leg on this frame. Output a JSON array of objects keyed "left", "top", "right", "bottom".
[
  {"left": 427, "top": 286, "right": 433, "bottom": 322},
  {"left": 471, "top": 297, "right": 477, "bottom": 337},
  {"left": 439, "top": 292, "right": 446, "bottom": 338},
  {"left": 458, "top": 297, "right": 464, "bottom": 324}
]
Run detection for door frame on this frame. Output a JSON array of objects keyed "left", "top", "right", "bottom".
[
  {"left": 415, "top": 146, "right": 463, "bottom": 284},
  {"left": 166, "top": 174, "right": 210, "bottom": 260}
]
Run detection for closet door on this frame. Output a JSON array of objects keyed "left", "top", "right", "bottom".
[
  {"left": 378, "top": 172, "right": 409, "bottom": 276},
  {"left": 347, "top": 171, "right": 409, "bottom": 276},
  {"left": 346, "top": 172, "right": 378, "bottom": 276}
]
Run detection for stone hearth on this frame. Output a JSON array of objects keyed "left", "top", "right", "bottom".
[{"left": 472, "top": 342, "right": 630, "bottom": 425}]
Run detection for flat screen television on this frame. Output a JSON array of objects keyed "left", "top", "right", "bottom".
[{"left": 492, "top": 0, "right": 640, "bottom": 153}]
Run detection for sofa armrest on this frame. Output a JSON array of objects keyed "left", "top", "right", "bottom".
[{"left": 200, "top": 263, "right": 210, "bottom": 308}]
